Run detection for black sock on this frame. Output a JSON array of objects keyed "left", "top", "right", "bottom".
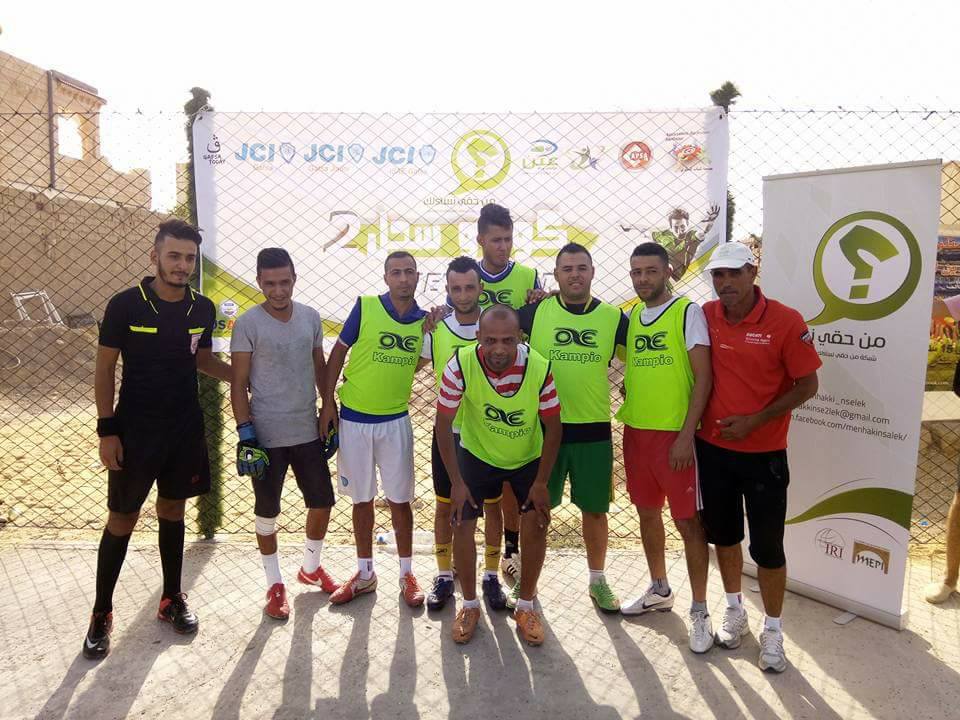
[
  {"left": 504, "top": 529, "right": 519, "bottom": 558},
  {"left": 158, "top": 517, "right": 185, "bottom": 599},
  {"left": 93, "top": 528, "right": 131, "bottom": 614}
]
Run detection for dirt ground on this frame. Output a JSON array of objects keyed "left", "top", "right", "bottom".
[{"left": 1, "top": 534, "right": 959, "bottom": 720}]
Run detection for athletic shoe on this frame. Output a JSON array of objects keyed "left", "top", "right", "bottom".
[
  {"left": 82, "top": 611, "right": 112, "bottom": 660},
  {"left": 689, "top": 610, "right": 714, "bottom": 654},
  {"left": 715, "top": 605, "right": 749, "bottom": 649},
  {"left": 621, "top": 586, "right": 675, "bottom": 615},
  {"left": 758, "top": 629, "right": 788, "bottom": 673},
  {"left": 330, "top": 571, "right": 378, "bottom": 605},
  {"left": 514, "top": 608, "right": 545, "bottom": 646},
  {"left": 482, "top": 575, "right": 508, "bottom": 610},
  {"left": 264, "top": 583, "right": 290, "bottom": 619},
  {"left": 426, "top": 576, "right": 455, "bottom": 611},
  {"left": 452, "top": 607, "right": 481, "bottom": 644},
  {"left": 501, "top": 553, "right": 521, "bottom": 582},
  {"left": 924, "top": 581, "right": 956, "bottom": 604},
  {"left": 297, "top": 565, "right": 339, "bottom": 593},
  {"left": 401, "top": 573, "right": 425, "bottom": 608},
  {"left": 589, "top": 578, "right": 621, "bottom": 613},
  {"left": 505, "top": 579, "right": 522, "bottom": 609},
  {"left": 157, "top": 593, "right": 199, "bottom": 634}
]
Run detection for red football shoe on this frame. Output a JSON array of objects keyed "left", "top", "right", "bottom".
[
  {"left": 297, "top": 565, "right": 339, "bottom": 593},
  {"left": 264, "top": 583, "right": 290, "bottom": 619},
  {"left": 329, "top": 572, "right": 378, "bottom": 605}
]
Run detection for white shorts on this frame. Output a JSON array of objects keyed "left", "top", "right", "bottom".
[{"left": 336, "top": 415, "right": 415, "bottom": 504}]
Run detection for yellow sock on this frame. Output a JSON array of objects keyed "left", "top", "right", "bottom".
[
  {"left": 435, "top": 542, "right": 453, "bottom": 572},
  {"left": 484, "top": 545, "right": 500, "bottom": 572}
]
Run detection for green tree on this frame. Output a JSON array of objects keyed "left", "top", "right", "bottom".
[{"left": 183, "top": 87, "right": 226, "bottom": 538}]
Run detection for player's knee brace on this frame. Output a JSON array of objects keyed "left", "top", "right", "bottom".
[
  {"left": 748, "top": 540, "right": 786, "bottom": 569},
  {"left": 255, "top": 515, "right": 278, "bottom": 536}
]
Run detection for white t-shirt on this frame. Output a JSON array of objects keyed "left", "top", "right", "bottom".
[
  {"left": 421, "top": 313, "right": 479, "bottom": 362},
  {"left": 638, "top": 298, "right": 710, "bottom": 350}
]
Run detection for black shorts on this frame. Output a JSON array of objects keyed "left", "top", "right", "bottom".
[
  {"left": 254, "top": 438, "right": 335, "bottom": 518},
  {"left": 431, "top": 430, "right": 462, "bottom": 502},
  {"left": 695, "top": 437, "right": 790, "bottom": 569},
  {"left": 107, "top": 414, "right": 210, "bottom": 513},
  {"left": 456, "top": 447, "right": 538, "bottom": 522}
]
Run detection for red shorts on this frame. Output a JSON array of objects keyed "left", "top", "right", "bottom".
[{"left": 623, "top": 426, "right": 698, "bottom": 520}]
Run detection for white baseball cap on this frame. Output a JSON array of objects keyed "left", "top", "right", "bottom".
[{"left": 704, "top": 242, "right": 755, "bottom": 273}]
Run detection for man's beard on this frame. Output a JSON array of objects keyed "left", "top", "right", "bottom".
[{"left": 159, "top": 266, "right": 189, "bottom": 287}]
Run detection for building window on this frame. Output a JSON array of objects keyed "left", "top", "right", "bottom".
[{"left": 56, "top": 113, "right": 83, "bottom": 159}]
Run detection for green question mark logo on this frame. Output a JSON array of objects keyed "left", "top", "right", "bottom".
[
  {"left": 808, "top": 211, "right": 920, "bottom": 326},
  {"left": 451, "top": 130, "right": 511, "bottom": 195}
]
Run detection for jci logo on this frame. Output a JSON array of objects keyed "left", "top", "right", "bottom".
[
  {"left": 484, "top": 404, "right": 525, "bottom": 427},
  {"left": 378, "top": 332, "right": 419, "bottom": 352},
  {"left": 634, "top": 331, "right": 668, "bottom": 352},
  {"left": 554, "top": 327, "right": 598, "bottom": 348}
]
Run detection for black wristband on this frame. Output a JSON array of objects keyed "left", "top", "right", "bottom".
[{"left": 97, "top": 417, "right": 121, "bottom": 438}]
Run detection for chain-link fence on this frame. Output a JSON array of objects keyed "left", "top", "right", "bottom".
[{"left": 2, "top": 59, "right": 959, "bottom": 545}]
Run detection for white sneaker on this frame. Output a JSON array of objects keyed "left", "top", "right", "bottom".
[
  {"left": 501, "top": 553, "right": 521, "bottom": 581},
  {"left": 689, "top": 610, "right": 714, "bottom": 654},
  {"left": 715, "top": 605, "right": 749, "bottom": 648},
  {"left": 621, "top": 586, "right": 675, "bottom": 615},
  {"left": 924, "top": 581, "right": 956, "bottom": 604},
  {"left": 758, "top": 629, "right": 787, "bottom": 673}
]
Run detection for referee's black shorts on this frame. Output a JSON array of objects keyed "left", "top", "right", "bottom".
[
  {"left": 107, "top": 412, "right": 210, "bottom": 513},
  {"left": 695, "top": 437, "right": 790, "bottom": 569}
]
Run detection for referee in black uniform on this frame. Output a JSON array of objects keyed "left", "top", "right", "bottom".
[{"left": 83, "top": 219, "right": 231, "bottom": 660}]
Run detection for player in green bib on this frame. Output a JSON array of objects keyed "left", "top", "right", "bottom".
[
  {"left": 435, "top": 305, "right": 562, "bottom": 645},
  {"left": 473, "top": 203, "right": 548, "bottom": 584},
  {"left": 617, "top": 242, "right": 715, "bottom": 655},
  {"left": 520, "top": 242, "right": 628, "bottom": 613}
]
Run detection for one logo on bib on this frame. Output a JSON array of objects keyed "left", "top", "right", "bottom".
[
  {"left": 634, "top": 331, "right": 668, "bottom": 352},
  {"left": 554, "top": 327, "right": 598, "bottom": 348},
  {"left": 484, "top": 403, "right": 525, "bottom": 427},
  {"left": 378, "top": 331, "right": 419, "bottom": 352},
  {"left": 479, "top": 289, "right": 513, "bottom": 306}
]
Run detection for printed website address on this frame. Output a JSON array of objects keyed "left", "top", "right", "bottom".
[{"left": 793, "top": 413, "right": 907, "bottom": 441}]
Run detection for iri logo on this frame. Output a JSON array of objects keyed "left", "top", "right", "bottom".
[
  {"left": 378, "top": 332, "right": 419, "bottom": 352},
  {"left": 634, "top": 331, "right": 668, "bottom": 352},
  {"left": 554, "top": 327, "right": 598, "bottom": 348},
  {"left": 484, "top": 403, "right": 525, "bottom": 427}
]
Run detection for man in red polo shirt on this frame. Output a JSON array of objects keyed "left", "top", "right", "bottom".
[{"left": 696, "top": 242, "right": 820, "bottom": 674}]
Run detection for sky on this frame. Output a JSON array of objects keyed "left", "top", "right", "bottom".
[{"left": 3, "top": 0, "right": 959, "bottom": 215}]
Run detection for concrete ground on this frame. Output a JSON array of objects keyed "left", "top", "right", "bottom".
[{"left": 1, "top": 536, "right": 959, "bottom": 720}]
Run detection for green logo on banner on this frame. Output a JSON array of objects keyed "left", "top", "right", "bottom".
[
  {"left": 451, "top": 130, "right": 511, "bottom": 195},
  {"left": 808, "top": 211, "right": 921, "bottom": 326}
]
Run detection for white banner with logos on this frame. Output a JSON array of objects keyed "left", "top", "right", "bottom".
[
  {"left": 759, "top": 160, "right": 942, "bottom": 628},
  {"left": 192, "top": 111, "right": 728, "bottom": 350}
]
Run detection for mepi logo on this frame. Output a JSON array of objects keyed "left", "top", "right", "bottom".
[
  {"left": 815, "top": 528, "right": 844, "bottom": 560},
  {"left": 378, "top": 331, "right": 419, "bottom": 352},
  {"left": 484, "top": 403, "right": 525, "bottom": 427},
  {"left": 219, "top": 299, "right": 238, "bottom": 318},
  {"left": 479, "top": 289, "right": 513, "bottom": 306},
  {"left": 554, "top": 327, "right": 598, "bottom": 348},
  {"left": 620, "top": 141, "right": 653, "bottom": 170},
  {"left": 852, "top": 540, "right": 890, "bottom": 574},
  {"left": 634, "top": 331, "right": 668, "bottom": 352},
  {"left": 279, "top": 143, "right": 297, "bottom": 163}
]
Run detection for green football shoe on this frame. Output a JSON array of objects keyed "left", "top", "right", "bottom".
[
  {"left": 589, "top": 578, "right": 620, "bottom": 613},
  {"left": 505, "top": 578, "right": 522, "bottom": 609}
]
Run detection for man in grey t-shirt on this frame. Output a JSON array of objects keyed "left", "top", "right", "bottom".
[{"left": 230, "top": 248, "right": 339, "bottom": 620}]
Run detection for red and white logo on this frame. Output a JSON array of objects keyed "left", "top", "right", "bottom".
[{"left": 620, "top": 141, "right": 652, "bottom": 170}]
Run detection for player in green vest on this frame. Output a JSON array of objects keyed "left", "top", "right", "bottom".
[
  {"left": 521, "top": 242, "right": 628, "bottom": 613},
  {"left": 435, "top": 305, "right": 562, "bottom": 645},
  {"left": 417, "top": 256, "right": 508, "bottom": 612},
  {"left": 474, "top": 202, "right": 548, "bottom": 583},
  {"left": 320, "top": 251, "right": 429, "bottom": 608},
  {"left": 617, "top": 242, "right": 715, "bottom": 654}
]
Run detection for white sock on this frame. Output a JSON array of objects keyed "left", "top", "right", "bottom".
[
  {"left": 462, "top": 598, "right": 481, "bottom": 609},
  {"left": 764, "top": 615, "right": 782, "bottom": 632},
  {"left": 726, "top": 592, "right": 743, "bottom": 609},
  {"left": 399, "top": 556, "right": 413, "bottom": 577},
  {"left": 438, "top": 570, "right": 454, "bottom": 580},
  {"left": 589, "top": 569, "right": 605, "bottom": 585},
  {"left": 517, "top": 598, "right": 535, "bottom": 612},
  {"left": 483, "top": 570, "right": 499, "bottom": 580},
  {"left": 262, "top": 552, "right": 282, "bottom": 588},
  {"left": 302, "top": 538, "right": 323, "bottom": 573},
  {"left": 358, "top": 557, "right": 374, "bottom": 580}
]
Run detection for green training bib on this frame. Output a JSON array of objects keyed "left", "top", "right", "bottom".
[
  {"left": 478, "top": 263, "right": 537, "bottom": 310},
  {"left": 431, "top": 321, "right": 476, "bottom": 431}
]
